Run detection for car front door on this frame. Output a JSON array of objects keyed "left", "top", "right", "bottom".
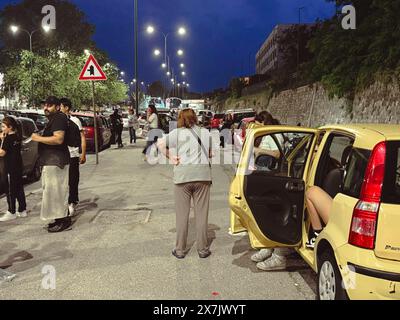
[{"left": 231, "top": 127, "right": 318, "bottom": 249}]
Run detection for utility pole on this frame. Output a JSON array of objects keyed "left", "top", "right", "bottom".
[{"left": 134, "top": 0, "right": 139, "bottom": 115}]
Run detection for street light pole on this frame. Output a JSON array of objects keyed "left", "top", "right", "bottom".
[{"left": 134, "top": 0, "right": 139, "bottom": 115}]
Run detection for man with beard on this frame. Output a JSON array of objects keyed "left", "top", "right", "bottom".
[{"left": 31, "top": 96, "right": 71, "bottom": 233}]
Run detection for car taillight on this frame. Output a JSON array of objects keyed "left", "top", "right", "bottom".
[
  {"left": 85, "top": 127, "right": 94, "bottom": 138},
  {"left": 349, "top": 142, "right": 386, "bottom": 250}
]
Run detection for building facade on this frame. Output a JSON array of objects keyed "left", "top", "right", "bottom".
[{"left": 256, "top": 24, "right": 316, "bottom": 75}]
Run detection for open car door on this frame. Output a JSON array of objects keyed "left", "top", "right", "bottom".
[{"left": 229, "top": 126, "right": 318, "bottom": 249}]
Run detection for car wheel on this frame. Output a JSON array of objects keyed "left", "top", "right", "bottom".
[{"left": 317, "top": 252, "right": 348, "bottom": 300}]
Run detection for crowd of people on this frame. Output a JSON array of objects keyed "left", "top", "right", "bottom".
[{"left": 0, "top": 101, "right": 332, "bottom": 270}]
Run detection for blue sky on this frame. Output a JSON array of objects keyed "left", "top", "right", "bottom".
[{"left": 1, "top": 0, "right": 336, "bottom": 92}]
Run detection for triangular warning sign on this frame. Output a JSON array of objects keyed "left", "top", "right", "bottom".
[{"left": 79, "top": 54, "right": 107, "bottom": 81}]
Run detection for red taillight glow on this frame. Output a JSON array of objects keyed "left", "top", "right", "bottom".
[
  {"left": 84, "top": 127, "right": 94, "bottom": 138},
  {"left": 349, "top": 142, "right": 386, "bottom": 250}
]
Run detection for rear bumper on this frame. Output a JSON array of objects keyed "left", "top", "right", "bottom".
[{"left": 336, "top": 244, "right": 400, "bottom": 300}]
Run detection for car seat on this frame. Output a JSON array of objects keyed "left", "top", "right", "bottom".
[{"left": 322, "top": 145, "right": 352, "bottom": 198}]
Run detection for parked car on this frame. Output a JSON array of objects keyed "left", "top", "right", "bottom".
[
  {"left": 232, "top": 117, "right": 256, "bottom": 151},
  {"left": 229, "top": 124, "right": 400, "bottom": 300},
  {"left": 71, "top": 112, "right": 112, "bottom": 152},
  {"left": 22, "top": 112, "right": 48, "bottom": 131},
  {"left": 0, "top": 117, "right": 41, "bottom": 195},
  {"left": 210, "top": 113, "right": 225, "bottom": 130},
  {"left": 226, "top": 109, "right": 256, "bottom": 128}
]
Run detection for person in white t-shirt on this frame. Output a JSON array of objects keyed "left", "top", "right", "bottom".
[
  {"left": 142, "top": 104, "right": 159, "bottom": 160},
  {"left": 60, "top": 98, "right": 87, "bottom": 216}
]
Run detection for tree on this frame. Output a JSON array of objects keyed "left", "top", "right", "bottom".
[
  {"left": 0, "top": 0, "right": 97, "bottom": 74},
  {"left": 3, "top": 50, "right": 127, "bottom": 108},
  {"left": 308, "top": 0, "right": 400, "bottom": 98},
  {"left": 229, "top": 78, "right": 244, "bottom": 99}
]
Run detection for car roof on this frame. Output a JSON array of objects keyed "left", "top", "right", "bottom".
[{"left": 320, "top": 124, "right": 400, "bottom": 147}]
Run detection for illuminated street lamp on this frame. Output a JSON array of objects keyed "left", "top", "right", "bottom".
[
  {"left": 146, "top": 25, "right": 155, "bottom": 34},
  {"left": 178, "top": 27, "right": 187, "bottom": 36},
  {"left": 154, "top": 49, "right": 161, "bottom": 56},
  {"left": 161, "top": 63, "right": 167, "bottom": 69},
  {"left": 180, "top": 63, "right": 185, "bottom": 69},
  {"left": 181, "top": 71, "right": 186, "bottom": 76},
  {"left": 84, "top": 49, "right": 90, "bottom": 55},
  {"left": 9, "top": 24, "right": 51, "bottom": 107},
  {"left": 177, "top": 49, "right": 184, "bottom": 56}
]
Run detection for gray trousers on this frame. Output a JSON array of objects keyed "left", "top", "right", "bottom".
[{"left": 174, "top": 182, "right": 211, "bottom": 256}]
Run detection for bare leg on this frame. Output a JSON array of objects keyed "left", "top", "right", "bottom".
[{"left": 306, "top": 186, "right": 333, "bottom": 230}]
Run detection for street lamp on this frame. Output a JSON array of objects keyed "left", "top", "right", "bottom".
[
  {"left": 120, "top": 71, "right": 125, "bottom": 76},
  {"left": 166, "top": 71, "right": 171, "bottom": 76},
  {"left": 146, "top": 25, "right": 155, "bottom": 34},
  {"left": 9, "top": 24, "right": 51, "bottom": 107},
  {"left": 161, "top": 63, "right": 167, "bottom": 69},
  {"left": 180, "top": 63, "right": 185, "bottom": 69},
  {"left": 177, "top": 49, "right": 184, "bottom": 56},
  {"left": 178, "top": 27, "right": 187, "bottom": 36},
  {"left": 84, "top": 49, "right": 90, "bottom": 55},
  {"left": 181, "top": 71, "right": 186, "bottom": 76},
  {"left": 154, "top": 49, "right": 161, "bottom": 56}
]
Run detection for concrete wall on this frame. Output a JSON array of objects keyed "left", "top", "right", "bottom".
[{"left": 218, "top": 81, "right": 400, "bottom": 128}]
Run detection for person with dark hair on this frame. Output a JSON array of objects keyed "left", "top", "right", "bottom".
[
  {"left": 128, "top": 108, "right": 138, "bottom": 145},
  {"left": 31, "top": 96, "right": 71, "bottom": 233},
  {"left": 0, "top": 116, "right": 27, "bottom": 222},
  {"left": 142, "top": 104, "right": 159, "bottom": 160},
  {"left": 157, "top": 109, "right": 215, "bottom": 259},
  {"left": 60, "top": 98, "right": 87, "bottom": 216},
  {"left": 111, "top": 109, "right": 124, "bottom": 148}
]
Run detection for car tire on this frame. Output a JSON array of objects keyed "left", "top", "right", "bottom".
[{"left": 317, "top": 251, "right": 349, "bottom": 300}]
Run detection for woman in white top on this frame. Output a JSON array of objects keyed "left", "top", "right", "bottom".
[{"left": 142, "top": 104, "right": 160, "bottom": 160}]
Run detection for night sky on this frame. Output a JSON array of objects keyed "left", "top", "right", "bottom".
[{"left": 1, "top": 0, "right": 336, "bottom": 93}]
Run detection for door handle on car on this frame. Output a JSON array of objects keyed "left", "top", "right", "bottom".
[{"left": 285, "top": 182, "right": 304, "bottom": 192}]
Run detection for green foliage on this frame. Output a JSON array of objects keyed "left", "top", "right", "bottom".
[
  {"left": 308, "top": 0, "right": 400, "bottom": 98},
  {"left": 229, "top": 78, "right": 244, "bottom": 99},
  {"left": 3, "top": 50, "right": 127, "bottom": 108}
]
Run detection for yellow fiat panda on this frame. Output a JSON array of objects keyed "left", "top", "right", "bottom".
[{"left": 229, "top": 124, "right": 400, "bottom": 300}]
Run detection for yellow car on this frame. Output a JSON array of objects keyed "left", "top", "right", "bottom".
[{"left": 229, "top": 124, "right": 400, "bottom": 300}]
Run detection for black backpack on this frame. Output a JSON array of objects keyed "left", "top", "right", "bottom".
[{"left": 66, "top": 117, "right": 82, "bottom": 148}]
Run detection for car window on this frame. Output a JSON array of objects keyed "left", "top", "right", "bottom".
[
  {"left": 382, "top": 141, "right": 400, "bottom": 205},
  {"left": 77, "top": 116, "right": 94, "bottom": 127},
  {"left": 21, "top": 120, "right": 36, "bottom": 139},
  {"left": 343, "top": 148, "right": 370, "bottom": 199},
  {"left": 249, "top": 131, "right": 314, "bottom": 178}
]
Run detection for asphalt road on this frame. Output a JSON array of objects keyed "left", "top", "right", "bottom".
[{"left": 0, "top": 134, "right": 317, "bottom": 300}]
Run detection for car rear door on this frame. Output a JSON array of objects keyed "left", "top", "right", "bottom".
[{"left": 236, "top": 127, "right": 318, "bottom": 247}]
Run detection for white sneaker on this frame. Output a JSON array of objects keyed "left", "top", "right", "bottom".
[
  {"left": 256, "top": 253, "right": 287, "bottom": 271},
  {"left": 251, "top": 249, "right": 274, "bottom": 263},
  {"left": 69, "top": 204, "right": 75, "bottom": 217},
  {"left": 0, "top": 211, "right": 17, "bottom": 222},
  {"left": 16, "top": 211, "right": 27, "bottom": 218}
]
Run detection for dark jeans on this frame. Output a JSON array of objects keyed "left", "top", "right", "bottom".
[
  {"left": 129, "top": 127, "right": 137, "bottom": 143},
  {"left": 116, "top": 127, "right": 123, "bottom": 146},
  {"left": 142, "top": 136, "right": 159, "bottom": 155},
  {"left": 69, "top": 157, "right": 80, "bottom": 205},
  {"left": 5, "top": 172, "right": 26, "bottom": 214}
]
